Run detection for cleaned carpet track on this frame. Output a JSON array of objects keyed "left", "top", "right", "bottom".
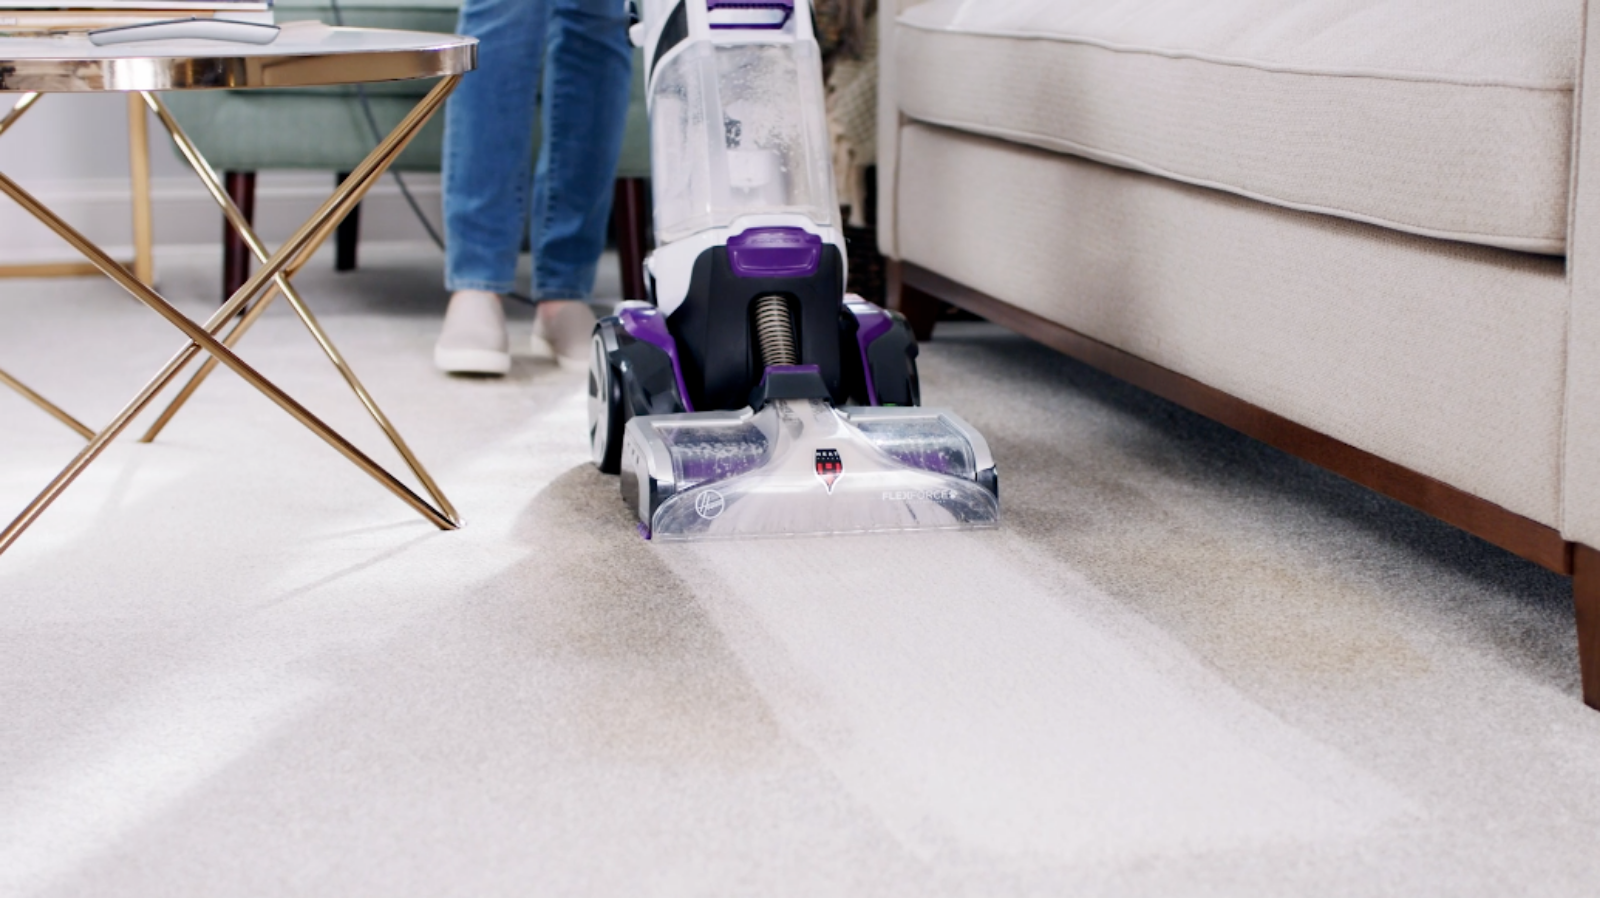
[{"left": 0, "top": 246, "right": 1593, "bottom": 894}]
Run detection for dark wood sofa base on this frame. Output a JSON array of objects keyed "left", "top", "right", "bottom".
[{"left": 892, "top": 260, "right": 1600, "bottom": 710}]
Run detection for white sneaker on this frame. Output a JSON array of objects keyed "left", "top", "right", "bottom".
[
  {"left": 530, "top": 300, "right": 597, "bottom": 372},
  {"left": 434, "top": 290, "right": 510, "bottom": 375}
]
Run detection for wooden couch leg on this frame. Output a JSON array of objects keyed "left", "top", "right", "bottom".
[
  {"left": 222, "top": 171, "right": 256, "bottom": 305},
  {"left": 1576, "top": 545, "right": 1600, "bottom": 710},
  {"left": 334, "top": 170, "right": 360, "bottom": 273},
  {"left": 612, "top": 177, "right": 651, "bottom": 300},
  {"left": 886, "top": 260, "right": 942, "bottom": 341}
]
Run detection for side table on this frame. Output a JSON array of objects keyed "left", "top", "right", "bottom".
[{"left": 0, "top": 21, "right": 477, "bottom": 555}]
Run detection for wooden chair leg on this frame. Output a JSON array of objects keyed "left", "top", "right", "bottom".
[
  {"left": 335, "top": 170, "right": 360, "bottom": 272},
  {"left": 885, "top": 259, "right": 942, "bottom": 342},
  {"left": 1575, "top": 545, "right": 1600, "bottom": 710},
  {"left": 612, "top": 177, "right": 651, "bottom": 300},
  {"left": 222, "top": 170, "right": 256, "bottom": 304}
]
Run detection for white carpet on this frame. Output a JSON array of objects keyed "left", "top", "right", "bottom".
[{"left": 1, "top": 245, "right": 1596, "bottom": 895}]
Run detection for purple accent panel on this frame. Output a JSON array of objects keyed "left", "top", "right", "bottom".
[
  {"left": 618, "top": 305, "right": 695, "bottom": 412},
  {"left": 846, "top": 299, "right": 894, "bottom": 406},
  {"left": 706, "top": 0, "right": 794, "bottom": 28},
  {"left": 637, "top": 522, "right": 652, "bottom": 541},
  {"left": 759, "top": 363, "right": 821, "bottom": 386},
  {"left": 727, "top": 227, "right": 821, "bottom": 279}
]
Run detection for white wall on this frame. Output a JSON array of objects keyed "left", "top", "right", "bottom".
[{"left": 0, "top": 93, "right": 443, "bottom": 263}]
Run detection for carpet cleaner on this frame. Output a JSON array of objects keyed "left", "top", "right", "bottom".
[{"left": 588, "top": 0, "right": 999, "bottom": 539}]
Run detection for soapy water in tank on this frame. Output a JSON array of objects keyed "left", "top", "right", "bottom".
[
  {"left": 648, "top": 40, "right": 836, "bottom": 242},
  {"left": 718, "top": 47, "right": 807, "bottom": 205}
]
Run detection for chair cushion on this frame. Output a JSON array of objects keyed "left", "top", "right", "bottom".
[
  {"left": 160, "top": 91, "right": 447, "bottom": 172},
  {"left": 161, "top": 48, "right": 652, "bottom": 178},
  {"left": 275, "top": 0, "right": 460, "bottom": 28},
  {"left": 894, "top": 0, "right": 1579, "bottom": 254}
]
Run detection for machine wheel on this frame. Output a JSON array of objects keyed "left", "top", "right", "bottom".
[
  {"left": 868, "top": 312, "right": 922, "bottom": 406},
  {"left": 841, "top": 300, "right": 922, "bottom": 407},
  {"left": 588, "top": 327, "right": 626, "bottom": 474},
  {"left": 900, "top": 350, "right": 923, "bottom": 407}
]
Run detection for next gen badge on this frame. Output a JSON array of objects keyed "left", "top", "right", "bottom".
[{"left": 814, "top": 448, "right": 842, "bottom": 493}]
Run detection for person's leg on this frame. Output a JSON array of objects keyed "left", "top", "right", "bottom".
[
  {"left": 437, "top": 0, "right": 550, "bottom": 374},
  {"left": 444, "top": 0, "right": 549, "bottom": 293},
  {"left": 527, "top": 0, "right": 633, "bottom": 368},
  {"left": 531, "top": 0, "right": 631, "bottom": 300}
]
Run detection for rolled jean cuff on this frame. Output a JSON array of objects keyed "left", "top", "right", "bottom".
[{"left": 445, "top": 277, "right": 517, "bottom": 294}]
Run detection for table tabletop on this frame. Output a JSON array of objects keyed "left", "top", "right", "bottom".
[{"left": 0, "top": 21, "right": 475, "bottom": 91}]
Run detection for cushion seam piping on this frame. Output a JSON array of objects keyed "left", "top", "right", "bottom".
[
  {"left": 897, "top": 18, "right": 1574, "bottom": 92},
  {"left": 900, "top": 116, "right": 1567, "bottom": 254}
]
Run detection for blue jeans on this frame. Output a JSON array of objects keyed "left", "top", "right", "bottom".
[{"left": 443, "top": 0, "right": 632, "bottom": 299}]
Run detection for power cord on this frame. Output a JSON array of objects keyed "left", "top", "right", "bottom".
[{"left": 326, "top": 0, "right": 537, "bottom": 305}]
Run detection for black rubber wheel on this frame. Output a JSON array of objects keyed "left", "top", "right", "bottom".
[
  {"left": 903, "top": 350, "right": 922, "bottom": 407},
  {"left": 588, "top": 328, "right": 626, "bottom": 474},
  {"left": 841, "top": 306, "right": 923, "bottom": 407},
  {"left": 868, "top": 314, "right": 921, "bottom": 407}
]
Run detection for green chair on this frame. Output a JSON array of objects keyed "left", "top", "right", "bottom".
[{"left": 161, "top": 0, "right": 654, "bottom": 301}]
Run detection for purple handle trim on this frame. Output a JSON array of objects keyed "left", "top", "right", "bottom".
[
  {"left": 618, "top": 305, "right": 695, "bottom": 412},
  {"left": 706, "top": 0, "right": 794, "bottom": 28},
  {"left": 727, "top": 227, "right": 821, "bottom": 279},
  {"left": 845, "top": 299, "right": 894, "bottom": 406}
]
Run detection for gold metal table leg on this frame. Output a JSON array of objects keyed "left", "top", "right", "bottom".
[
  {"left": 146, "top": 76, "right": 455, "bottom": 390},
  {"left": 136, "top": 281, "right": 285, "bottom": 441},
  {"left": 0, "top": 77, "right": 463, "bottom": 557},
  {"left": 0, "top": 169, "right": 455, "bottom": 555},
  {"left": 140, "top": 92, "right": 460, "bottom": 518},
  {"left": 0, "top": 91, "right": 96, "bottom": 440},
  {"left": 0, "top": 92, "right": 39, "bottom": 137},
  {"left": 0, "top": 367, "right": 95, "bottom": 440},
  {"left": 127, "top": 93, "right": 155, "bottom": 286},
  {"left": 134, "top": 92, "right": 460, "bottom": 525}
]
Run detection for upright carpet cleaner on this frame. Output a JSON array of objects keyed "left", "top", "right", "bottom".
[{"left": 589, "top": 0, "right": 1000, "bottom": 539}]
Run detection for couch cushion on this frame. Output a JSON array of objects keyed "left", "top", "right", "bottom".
[
  {"left": 895, "top": 123, "right": 1569, "bottom": 524},
  {"left": 895, "top": 0, "right": 1579, "bottom": 254}
]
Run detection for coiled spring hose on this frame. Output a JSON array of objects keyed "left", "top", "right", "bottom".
[{"left": 753, "top": 295, "right": 798, "bottom": 368}]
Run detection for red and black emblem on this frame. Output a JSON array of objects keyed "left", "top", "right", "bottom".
[{"left": 814, "top": 448, "right": 843, "bottom": 493}]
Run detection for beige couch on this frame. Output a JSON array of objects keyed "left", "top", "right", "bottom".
[{"left": 877, "top": 0, "right": 1600, "bottom": 708}]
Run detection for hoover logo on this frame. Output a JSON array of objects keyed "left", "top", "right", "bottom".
[
  {"left": 814, "top": 449, "right": 843, "bottom": 493},
  {"left": 694, "top": 489, "right": 725, "bottom": 519}
]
